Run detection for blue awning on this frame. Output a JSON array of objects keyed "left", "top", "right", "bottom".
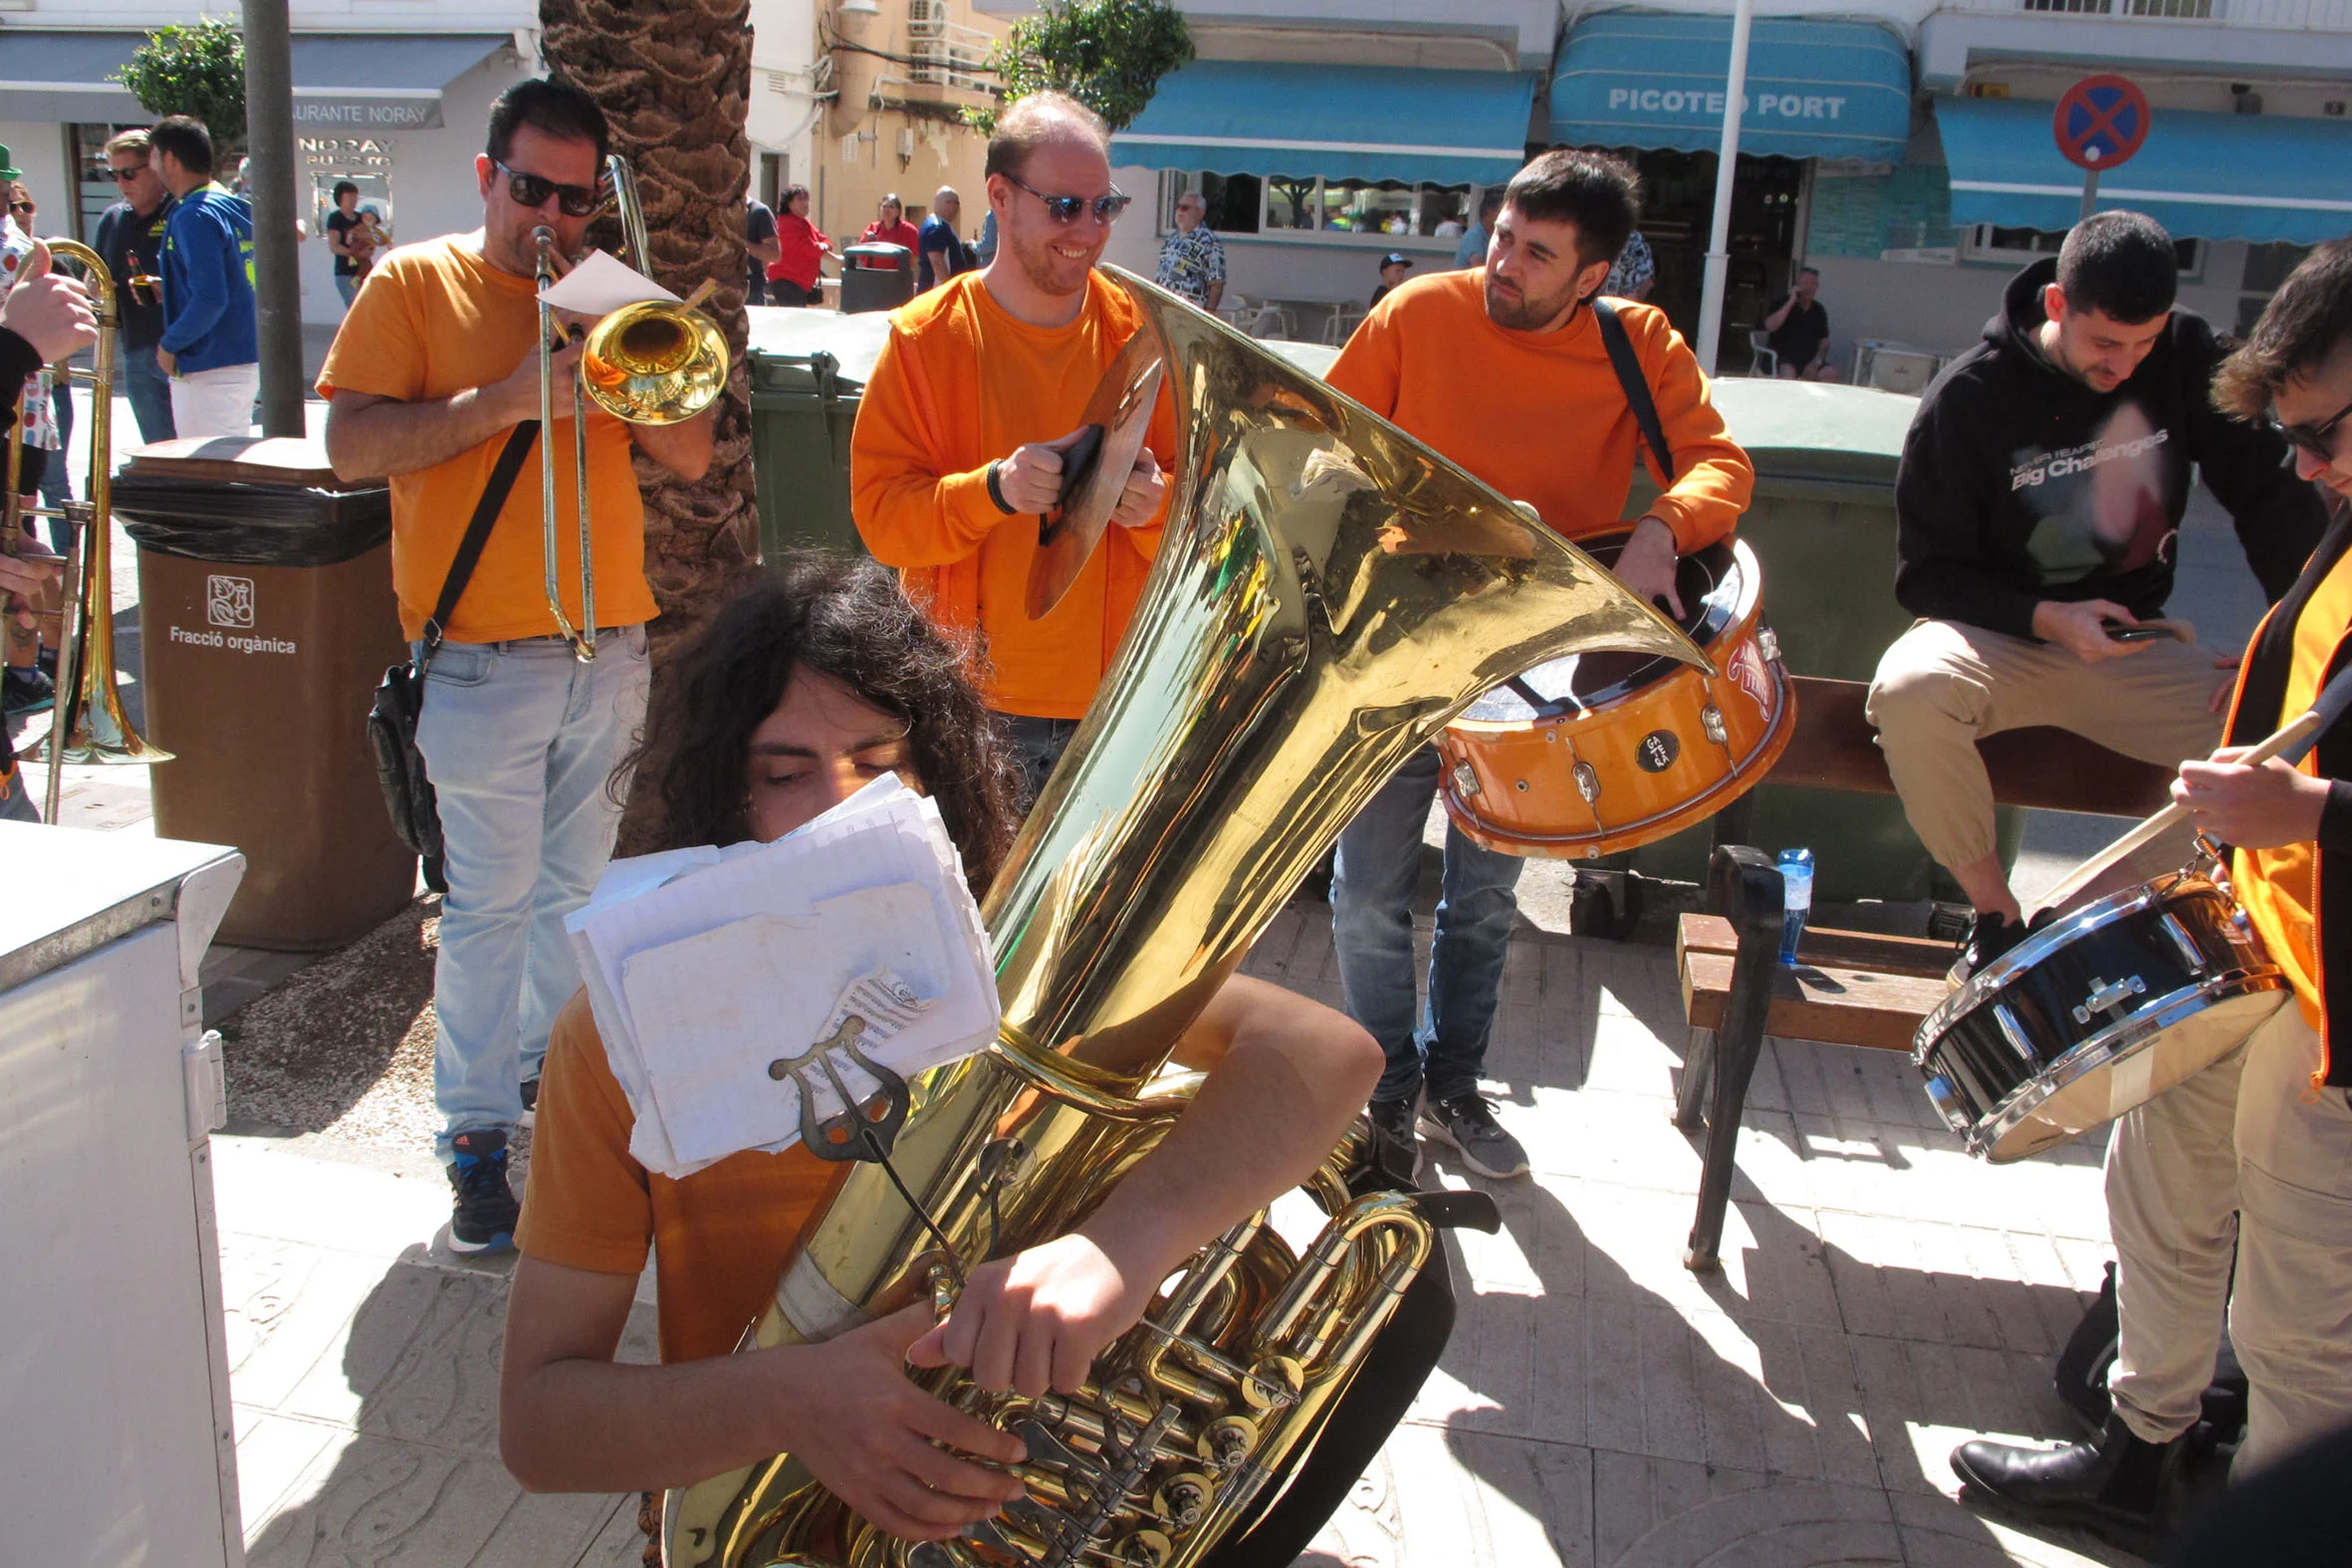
[
  {"left": 0, "top": 30, "right": 507, "bottom": 129},
  {"left": 1110, "top": 61, "right": 1537, "bottom": 185},
  {"left": 1548, "top": 13, "right": 1914, "bottom": 162},
  {"left": 1938, "top": 97, "right": 2352, "bottom": 246}
]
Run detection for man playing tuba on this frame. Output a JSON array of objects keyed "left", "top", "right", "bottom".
[
  {"left": 495, "top": 557, "right": 1387, "bottom": 1555},
  {"left": 322, "top": 77, "right": 715, "bottom": 1254}
]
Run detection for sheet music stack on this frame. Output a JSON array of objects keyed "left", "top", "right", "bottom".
[{"left": 563, "top": 777, "right": 1000, "bottom": 1179}]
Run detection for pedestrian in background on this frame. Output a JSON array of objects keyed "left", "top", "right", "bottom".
[
  {"left": 858, "top": 192, "right": 921, "bottom": 256},
  {"left": 150, "top": 115, "right": 259, "bottom": 440},
  {"left": 1154, "top": 189, "right": 1225, "bottom": 312},
  {"left": 92, "top": 127, "right": 178, "bottom": 445},
  {"left": 1370, "top": 251, "right": 1412, "bottom": 308},
  {"left": 1454, "top": 188, "right": 1503, "bottom": 270},
  {"left": 745, "top": 186, "right": 779, "bottom": 306},
  {"left": 1605, "top": 230, "right": 1655, "bottom": 303},
  {"left": 918, "top": 185, "right": 976, "bottom": 292},
  {"left": 766, "top": 185, "right": 837, "bottom": 308},
  {"left": 324, "top": 180, "right": 367, "bottom": 309}
]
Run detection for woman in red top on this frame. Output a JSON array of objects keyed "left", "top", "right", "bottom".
[
  {"left": 858, "top": 192, "right": 922, "bottom": 257},
  {"left": 765, "top": 185, "right": 838, "bottom": 307}
]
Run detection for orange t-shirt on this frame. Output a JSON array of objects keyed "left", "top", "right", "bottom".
[
  {"left": 316, "top": 235, "right": 656, "bottom": 644},
  {"left": 2233, "top": 549, "right": 2352, "bottom": 1029},
  {"left": 516, "top": 991, "right": 847, "bottom": 1365},
  {"left": 849, "top": 271, "right": 1172, "bottom": 720},
  {"left": 1326, "top": 269, "right": 1754, "bottom": 551}
]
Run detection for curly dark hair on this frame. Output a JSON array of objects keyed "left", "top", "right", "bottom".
[
  {"left": 616, "top": 553, "right": 1024, "bottom": 893},
  {"left": 2215, "top": 237, "right": 2352, "bottom": 423}
]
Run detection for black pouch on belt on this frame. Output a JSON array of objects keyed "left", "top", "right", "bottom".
[{"left": 366, "top": 421, "right": 538, "bottom": 895}]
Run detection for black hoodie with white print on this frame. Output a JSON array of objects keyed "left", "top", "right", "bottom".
[{"left": 1891, "top": 256, "right": 2325, "bottom": 640}]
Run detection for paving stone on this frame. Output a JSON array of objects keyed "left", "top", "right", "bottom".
[
  {"left": 1610, "top": 1476, "right": 1901, "bottom": 1567},
  {"left": 245, "top": 1438, "right": 550, "bottom": 1566},
  {"left": 235, "top": 1410, "right": 347, "bottom": 1538},
  {"left": 280, "top": 1261, "right": 509, "bottom": 1455}
]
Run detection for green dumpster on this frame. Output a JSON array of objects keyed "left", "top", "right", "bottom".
[
  {"left": 1608, "top": 378, "right": 2019, "bottom": 903},
  {"left": 746, "top": 309, "right": 898, "bottom": 559}
]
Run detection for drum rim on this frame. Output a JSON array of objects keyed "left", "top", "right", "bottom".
[
  {"left": 1914, "top": 870, "right": 2222, "bottom": 1047},
  {"left": 1927, "top": 972, "right": 2288, "bottom": 1161},
  {"left": 1460, "top": 534, "right": 1759, "bottom": 721}
]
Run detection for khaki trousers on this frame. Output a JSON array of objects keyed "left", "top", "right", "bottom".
[
  {"left": 2105, "top": 1003, "right": 2352, "bottom": 1474},
  {"left": 1865, "top": 619, "right": 2224, "bottom": 870}
]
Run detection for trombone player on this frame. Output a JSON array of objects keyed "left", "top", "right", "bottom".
[
  {"left": 0, "top": 239, "right": 95, "bottom": 820},
  {"left": 321, "top": 77, "right": 714, "bottom": 1252}
]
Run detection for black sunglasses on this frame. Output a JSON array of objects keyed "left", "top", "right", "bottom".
[
  {"left": 1006, "top": 174, "right": 1130, "bottom": 226},
  {"left": 494, "top": 160, "right": 601, "bottom": 219},
  {"left": 2275, "top": 394, "right": 2352, "bottom": 464},
  {"left": 108, "top": 165, "right": 150, "bottom": 182},
  {"left": 6, "top": 201, "right": 30, "bottom": 214}
]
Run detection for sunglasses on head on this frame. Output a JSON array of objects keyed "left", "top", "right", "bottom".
[
  {"left": 494, "top": 160, "right": 601, "bottom": 219},
  {"left": 2274, "top": 394, "right": 2352, "bottom": 464},
  {"left": 1006, "top": 175, "right": 1130, "bottom": 226}
]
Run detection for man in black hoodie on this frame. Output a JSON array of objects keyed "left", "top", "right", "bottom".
[
  {"left": 1867, "top": 212, "right": 2324, "bottom": 952},
  {"left": 1948, "top": 239, "right": 2352, "bottom": 1547}
]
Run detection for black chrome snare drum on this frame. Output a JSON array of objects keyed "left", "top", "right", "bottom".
[{"left": 1915, "top": 871, "right": 2288, "bottom": 1163}]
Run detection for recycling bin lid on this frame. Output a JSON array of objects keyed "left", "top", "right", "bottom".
[
  {"left": 122, "top": 433, "right": 380, "bottom": 489},
  {"left": 843, "top": 242, "right": 911, "bottom": 268}
]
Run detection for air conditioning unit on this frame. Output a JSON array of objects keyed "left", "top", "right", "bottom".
[
  {"left": 908, "top": 45, "right": 944, "bottom": 85},
  {"left": 907, "top": 0, "right": 949, "bottom": 38}
]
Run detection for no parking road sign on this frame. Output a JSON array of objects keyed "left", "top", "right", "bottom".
[
  {"left": 2054, "top": 75, "right": 2151, "bottom": 170},
  {"left": 2054, "top": 74, "right": 2151, "bottom": 219}
]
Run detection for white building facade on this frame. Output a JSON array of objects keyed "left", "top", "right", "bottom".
[{"left": 969, "top": 0, "right": 2352, "bottom": 374}]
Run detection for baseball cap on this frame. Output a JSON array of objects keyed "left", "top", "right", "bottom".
[{"left": 1380, "top": 251, "right": 1412, "bottom": 269}]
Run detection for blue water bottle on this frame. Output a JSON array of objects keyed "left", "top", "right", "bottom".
[{"left": 1776, "top": 848, "right": 1814, "bottom": 967}]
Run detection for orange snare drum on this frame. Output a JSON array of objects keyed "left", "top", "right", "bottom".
[{"left": 1437, "top": 532, "right": 1795, "bottom": 859}]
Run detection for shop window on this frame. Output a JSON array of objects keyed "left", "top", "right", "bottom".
[
  {"left": 1962, "top": 223, "right": 2203, "bottom": 280},
  {"left": 1159, "top": 170, "right": 1478, "bottom": 249}
]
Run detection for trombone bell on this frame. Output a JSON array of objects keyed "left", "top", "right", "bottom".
[{"left": 579, "top": 301, "right": 725, "bottom": 425}]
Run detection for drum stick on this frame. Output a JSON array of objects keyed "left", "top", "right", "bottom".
[{"left": 2032, "top": 661, "right": 2352, "bottom": 917}]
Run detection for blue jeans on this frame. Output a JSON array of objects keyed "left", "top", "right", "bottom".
[
  {"left": 335, "top": 274, "right": 360, "bottom": 307},
  {"left": 119, "top": 342, "right": 177, "bottom": 446},
  {"left": 1329, "top": 745, "right": 1524, "bottom": 1105},
  {"left": 415, "top": 625, "right": 650, "bottom": 1158}
]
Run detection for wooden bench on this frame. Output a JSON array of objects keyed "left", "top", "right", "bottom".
[{"left": 1673, "top": 675, "right": 2179, "bottom": 1270}]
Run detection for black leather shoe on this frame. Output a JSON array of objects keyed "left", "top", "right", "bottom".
[{"left": 1951, "top": 1413, "right": 2188, "bottom": 1538}]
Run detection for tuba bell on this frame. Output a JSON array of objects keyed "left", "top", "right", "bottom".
[{"left": 664, "top": 266, "right": 1706, "bottom": 1568}]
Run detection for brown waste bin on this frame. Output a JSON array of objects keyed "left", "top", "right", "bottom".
[{"left": 116, "top": 436, "right": 414, "bottom": 950}]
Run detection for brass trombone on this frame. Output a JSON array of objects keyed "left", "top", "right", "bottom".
[
  {"left": 2, "top": 238, "right": 170, "bottom": 819},
  {"left": 530, "top": 153, "right": 727, "bottom": 661}
]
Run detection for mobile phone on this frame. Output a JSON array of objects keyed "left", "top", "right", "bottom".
[{"left": 2104, "top": 622, "right": 2172, "bottom": 643}]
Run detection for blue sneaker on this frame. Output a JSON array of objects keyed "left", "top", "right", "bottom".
[{"left": 446, "top": 1129, "right": 520, "bottom": 1253}]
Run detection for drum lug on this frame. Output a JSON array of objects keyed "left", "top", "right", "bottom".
[
  {"left": 1923, "top": 1073, "right": 1972, "bottom": 1133},
  {"left": 1701, "top": 704, "right": 1728, "bottom": 745},
  {"left": 1572, "top": 761, "right": 1601, "bottom": 802},
  {"left": 1450, "top": 760, "right": 1482, "bottom": 798},
  {"left": 2071, "top": 975, "right": 2147, "bottom": 1026},
  {"left": 1759, "top": 626, "right": 1781, "bottom": 664}
]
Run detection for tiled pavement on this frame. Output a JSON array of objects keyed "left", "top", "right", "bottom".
[{"left": 192, "top": 899, "right": 2140, "bottom": 1568}]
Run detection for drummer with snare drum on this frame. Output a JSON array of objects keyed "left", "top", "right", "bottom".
[
  {"left": 1947, "top": 238, "right": 2352, "bottom": 1546},
  {"left": 1323, "top": 148, "right": 1753, "bottom": 1185},
  {"left": 1865, "top": 212, "right": 2325, "bottom": 973}
]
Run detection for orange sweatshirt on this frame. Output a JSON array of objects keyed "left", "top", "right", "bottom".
[
  {"left": 1326, "top": 268, "right": 1753, "bottom": 551},
  {"left": 850, "top": 272, "right": 1172, "bottom": 720}
]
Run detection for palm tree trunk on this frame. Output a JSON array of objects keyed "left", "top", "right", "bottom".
[{"left": 540, "top": 0, "right": 759, "bottom": 643}]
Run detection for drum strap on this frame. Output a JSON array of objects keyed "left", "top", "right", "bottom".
[{"left": 1591, "top": 298, "right": 1674, "bottom": 488}]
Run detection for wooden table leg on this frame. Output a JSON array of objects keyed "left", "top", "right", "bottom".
[{"left": 1673, "top": 1027, "right": 1716, "bottom": 1131}]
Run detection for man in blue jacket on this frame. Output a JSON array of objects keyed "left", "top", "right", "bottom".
[{"left": 150, "top": 115, "right": 257, "bottom": 440}]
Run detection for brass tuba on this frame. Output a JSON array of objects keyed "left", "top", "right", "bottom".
[{"left": 665, "top": 267, "right": 1706, "bottom": 1568}]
